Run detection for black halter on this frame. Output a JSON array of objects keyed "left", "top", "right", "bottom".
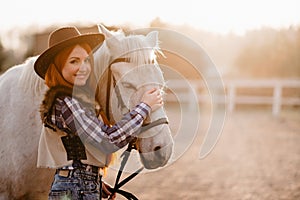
[{"left": 105, "top": 58, "right": 168, "bottom": 200}]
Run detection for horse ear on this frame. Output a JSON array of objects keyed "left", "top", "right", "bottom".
[
  {"left": 105, "top": 34, "right": 119, "bottom": 51},
  {"left": 146, "top": 31, "right": 159, "bottom": 48},
  {"left": 97, "top": 24, "right": 114, "bottom": 38}
]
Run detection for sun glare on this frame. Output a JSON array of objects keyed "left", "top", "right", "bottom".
[{"left": 1, "top": 0, "right": 299, "bottom": 36}]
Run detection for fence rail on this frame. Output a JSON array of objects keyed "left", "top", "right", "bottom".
[{"left": 165, "top": 79, "right": 300, "bottom": 116}]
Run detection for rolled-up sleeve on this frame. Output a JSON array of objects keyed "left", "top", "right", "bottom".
[{"left": 57, "top": 97, "right": 150, "bottom": 153}]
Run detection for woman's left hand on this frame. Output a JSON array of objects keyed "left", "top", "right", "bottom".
[{"left": 141, "top": 88, "right": 163, "bottom": 111}]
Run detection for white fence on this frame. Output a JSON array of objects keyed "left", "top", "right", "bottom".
[{"left": 165, "top": 79, "right": 300, "bottom": 116}]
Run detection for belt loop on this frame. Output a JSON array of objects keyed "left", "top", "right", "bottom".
[{"left": 57, "top": 169, "right": 71, "bottom": 178}]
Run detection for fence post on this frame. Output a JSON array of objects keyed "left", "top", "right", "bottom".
[
  {"left": 272, "top": 84, "right": 282, "bottom": 116},
  {"left": 227, "top": 83, "right": 236, "bottom": 112},
  {"left": 188, "top": 82, "right": 196, "bottom": 112}
]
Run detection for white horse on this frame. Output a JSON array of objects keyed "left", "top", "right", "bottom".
[
  {"left": 0, "top": 56, "right": 52, "bottom": 200},
  {"left": 0, "top": 25, "right": 173, "bottom": 199}
]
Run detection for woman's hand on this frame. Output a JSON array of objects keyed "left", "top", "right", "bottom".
[{"left": 141, "top": 88, "right": 164, "bottom": 111}]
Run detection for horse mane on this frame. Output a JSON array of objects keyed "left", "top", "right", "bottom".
[
  {"left": 93, "top": 42, "right": 111, "bottom": 79},
  {"left": 115, "top": 33, "right": 162, "bottom": 66},
  {"left": 93, "top": 29, "right": 164, "bottom": 79},
  {"left": 18, "top": 56, "right": 47, "bottom": 96}
]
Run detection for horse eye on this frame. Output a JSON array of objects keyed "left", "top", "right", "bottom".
[{"left": 122, "top": 82, "right": 136, "bottom": 90}]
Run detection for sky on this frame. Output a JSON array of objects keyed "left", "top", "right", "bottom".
[{"left": 1, "top": 0, "right": 299, "bottom": 36}]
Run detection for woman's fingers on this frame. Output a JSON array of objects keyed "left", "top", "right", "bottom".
[
  {"left": 147, "top": 87, "right": 157, "bottom": 94},
  {"left": 141, "top": 88, "right": 164, "bottom": 111}
]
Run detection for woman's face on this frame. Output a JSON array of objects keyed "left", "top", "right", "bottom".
[{"left": 62, "top": 45, "right": 91, "bottom": 86}]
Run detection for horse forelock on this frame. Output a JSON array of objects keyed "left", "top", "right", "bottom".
[
  {"left": 93, "top": 33, "right": 161, "bottom": 79},
  {"left": 119, "top": 34, "right": 161, "bottom": 66}
]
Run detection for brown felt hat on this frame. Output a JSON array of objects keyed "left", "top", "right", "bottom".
[{"left": 34, "top": 26, "right": 105, "bottom": 79}]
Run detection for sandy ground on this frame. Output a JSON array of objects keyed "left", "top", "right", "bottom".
[{"left": 104, "top": 106, "right": 300, "bottom": 200}]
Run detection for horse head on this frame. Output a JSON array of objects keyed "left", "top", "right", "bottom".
[{"left": 94, "top": 24, "right": 174, "bottom": 169}]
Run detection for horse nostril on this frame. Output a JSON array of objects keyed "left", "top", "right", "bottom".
[{"left": 154, "top": 146, "right": 161, "bottom": 151}]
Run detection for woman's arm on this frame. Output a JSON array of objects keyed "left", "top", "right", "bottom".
[{"left": 58, "top": 96, "right": 151, "bottom": 153}]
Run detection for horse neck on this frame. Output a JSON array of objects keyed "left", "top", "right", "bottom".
[{"left": 93, "top": 42, "right": 112, "bottom": 81}]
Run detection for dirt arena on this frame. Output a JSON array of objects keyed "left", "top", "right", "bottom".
[{"left": 104, "top": 106, "right": 300, "bottom": 200}]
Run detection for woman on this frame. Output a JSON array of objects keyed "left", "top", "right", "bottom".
[{"left": 34, "top": 26, "right": 163, "bottom": 199}]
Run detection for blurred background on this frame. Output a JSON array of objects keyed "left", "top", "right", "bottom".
[
  {"left": 1, "top": 0, "right": 300, "bottom": 199},
  {"left": 1, "top": 0, "right": 299, "bottom": 80}
]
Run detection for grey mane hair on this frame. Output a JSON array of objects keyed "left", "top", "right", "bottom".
[
  {"left": 114, "top": 32, "right": 166, "bottom": 79},
  {"left": 117, "top": 34, "right": 158, "bottom": 66},
  {"left": 93, "top": 41, "right": 111, "bottom": 80},
  {"left": 93, "top": 30, "right": 165, "bottom": 80},
  {"left": 92, "top": 28, "right": 167, "bottom": 97}
]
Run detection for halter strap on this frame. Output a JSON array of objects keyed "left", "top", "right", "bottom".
[
  {"left": 141, "top": 118, "right": 169, "bottom": 133},
  {"left": 105, "top": 58, "right": 129, "bottom": 122}
]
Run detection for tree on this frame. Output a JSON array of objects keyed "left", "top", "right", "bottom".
[
  {"left": 0, "top": 40, "right": 6, "bottom": 72},
  {"left": 234, "top": 27, "right": 300, "bottom": 78}
]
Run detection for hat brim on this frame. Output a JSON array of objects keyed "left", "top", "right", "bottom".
[{"left": 34, "top": 33, "right": 104, "bottom": 79}]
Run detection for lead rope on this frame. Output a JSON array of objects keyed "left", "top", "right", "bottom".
[
  {"left": 108, "top": 140, "right": 144, "bottom": 200},
  {"left": 107, "top": 117, "right": 168, "bottom": 199}
]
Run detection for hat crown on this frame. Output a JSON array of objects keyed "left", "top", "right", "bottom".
[
  {"left": 48, "top": 27, "right": 81, "bottom": 48},
  {"left": 34, "top": 26, "right": 104, "bottom": 79}
]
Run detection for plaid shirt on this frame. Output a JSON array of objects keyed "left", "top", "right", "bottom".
[{"left": 49, "top": 96, "right": 150, "bottom": 153}]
